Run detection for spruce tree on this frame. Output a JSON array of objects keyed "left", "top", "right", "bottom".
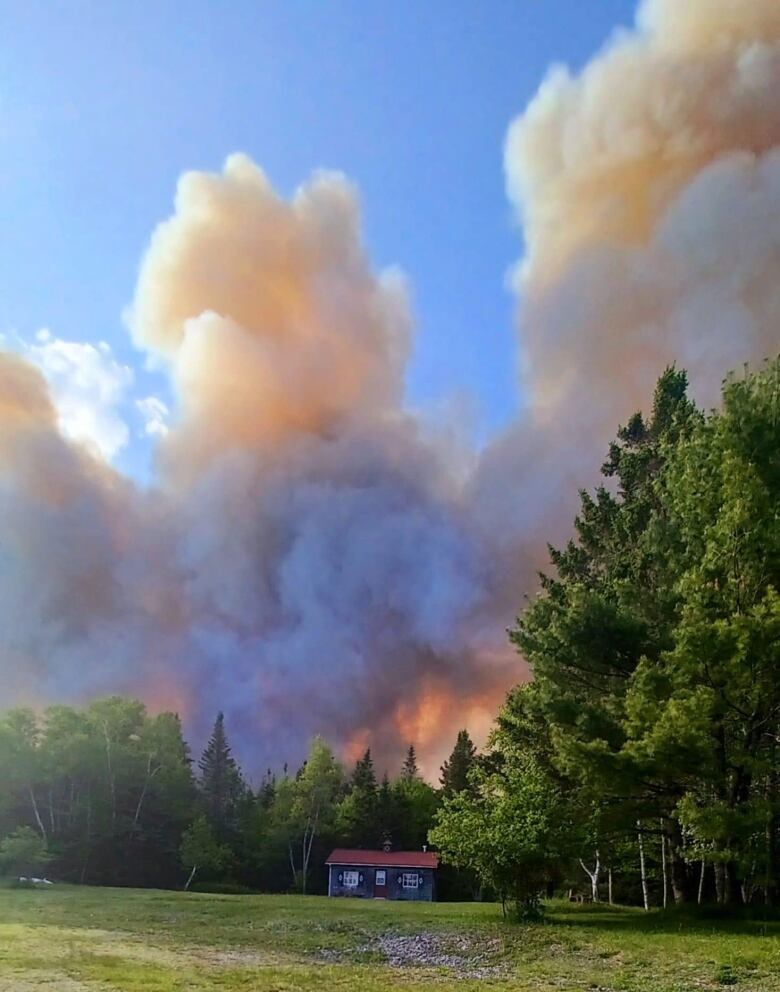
[
  {"left": 198, "top": 712, "right": 246, "bottom": 838},
  {"left": 338, "top": 749, "right": 378, "bottom": 847},
  {"left": 394, "top": 744, "right": 438, "bottom": 850},
  {"left": 376, "top": 772, "right": 396, "bottom": 846},
  {"left": 258, "top": 768, "right": 276, "bottom": 809},
  {"left": 401, "top": 744, "right": 419, "bottom": 782},
  {"left": 352, "top": 748, "right": 377, "bottom": 793},
  {"left": 440, "top": 729, "right": 477, "bottom": 796}
]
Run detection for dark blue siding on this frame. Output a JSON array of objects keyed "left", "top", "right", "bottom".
[
  {"left": 328, "top": 865, "right": 373, "bottom": 898},
  {"left": 386, "top": 868, "right": 435, "bottom": 901},
  {"left": 328, "top": 864, "right": 436, "bottom": 901}
]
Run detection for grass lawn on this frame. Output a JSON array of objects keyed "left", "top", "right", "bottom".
[{"left": 0, "top": 884, "right": 779, "bottom": 991}]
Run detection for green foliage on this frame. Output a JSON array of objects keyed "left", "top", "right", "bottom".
[
  {"left": 180, "top": 815, "right": 231, "bottom": 887},
  {"left": 198, "top": 712, "right": 248, "bottom": 839},
  {"left": 271, "top": 737, "right": 343, "bottom": 893},
  {"left": 336, "top": 750, "right": 379, "bottom": 847},
  {"left": 506, "top": 356, "right": 780, "bottom": 907},
  {"left": 0, "top": 698, "right": 196, "bottom": 888},
  {"left": 431, "top": 708, "right": 570, "bottom": 918},
  {"left": 394, "top": 776, "right": 439, "bottom": 851},
  {"left": 715, "top": 963, "right": 738, "bottom": 986},
  {"left": 440, "top": 730, "right": 477, "bottom": 797},
  {"left": 425, "top": 359, "right": 779, "bottom": 913},
  {"left": 0, "top": 693, "right": 445, "bottom": 897},
  {"left": 375, "top": 772, "right": 398, "bottom": 847},
  {"left": 401, "top": 744, "right": 419, "bottom": 782},
  {"left": 0, "top": 826, "right": 49, "bottom": 876}
]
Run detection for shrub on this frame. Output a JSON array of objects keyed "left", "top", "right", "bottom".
[{"left": 0, "top": 828, "right": 50, "bottom": 877}]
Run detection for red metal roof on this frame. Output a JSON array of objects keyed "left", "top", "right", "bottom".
[{"left": 325, "top": 848, "right": 439, "bottom": 869}]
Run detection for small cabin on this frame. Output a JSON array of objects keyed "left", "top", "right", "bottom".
[{"left": 325, "top": 847, "right": 438, "bottom": 901}]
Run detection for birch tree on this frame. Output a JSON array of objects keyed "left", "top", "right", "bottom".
[{"left": 281, "top": 738, "right": 342, "bottom": 894}]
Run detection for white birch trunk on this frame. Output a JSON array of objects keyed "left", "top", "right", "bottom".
[
  {"left": 637, "top": 820, "right": 649, "bottom": 911},
  {"left": 579, "top": 850, "right": 601, "bottom": 902},
  {"left": 660, "top": 823, "right": 668, "bottom": 909},
  {"left": 133, "top": 756, "right": 161, "bottom": 826},
  {"left": 28, "top": 786, "right": 47, "bottom": 844}
]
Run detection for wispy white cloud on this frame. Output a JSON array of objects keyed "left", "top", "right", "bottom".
[
  {"left": 23, "top": 331, "right": 134, "bottom": 460},
  {"left": 136, "top": 394, "right": 170, "bottom": 438}
]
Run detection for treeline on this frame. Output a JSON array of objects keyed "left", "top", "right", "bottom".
[
  {"left": 0, "top": 699, "right": 476, "bottom": 895},
  {"left": 432, "top": 358, "right": 780, "bottom": 916}
]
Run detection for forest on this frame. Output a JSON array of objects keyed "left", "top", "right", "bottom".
[
  {"left": 0, "top": 700, "right": 454, "bottom": 896},
  {"left": 1, "top": 356, "right": 778, "bottom": 916}
]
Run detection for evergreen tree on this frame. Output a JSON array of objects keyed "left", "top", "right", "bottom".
[
  {"left": 440, "top": 730, "right": 477, "bottom": 796},
  {"left": 376, "top": 772, "right": 397, "bottom": 846},
  {"left": 198, "top": 712, "right": 247, "bottom": 839},
  {"left": 336, "top": 749, "right": 379, "bottom": 847},
  {"left": 392, "top": 743, "right": 438, "bottom": 849},
  {"left": 511, "top": 368, "right": 700, "bottom": 901},
  {"left": 401, "top": 744, "right": 419, "bottom": 782},
  {"left": 352, "top": 749, "right": 377, "bottom": 793},
  {"left": 258, "top": 769, "right": 276, "bottom": 809},
  {"left": 510, "top": 359, "right": 780, "bottom": 906}
]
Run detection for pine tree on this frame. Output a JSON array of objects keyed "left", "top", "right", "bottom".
[
  {"left": 336, "top": 748, "right": 379, "bottom": 847},
  {"left": 401, "top": 744, "right": 419, "bottom": 782},
  {"left": 376, "top": 772, "right": 396, "bottom": 846},
  {"left": 352, "top": 749, "right": 377, "bottom": 793},
  {"left": 258, "top": 768, "right": 276, "bottom": 809},
  {"left": 198, "top": 712, "right": 247, "bottom": 838},
  {"left": 393, "top": 744, "right": 439, "bottom": 849},
  {"left": 440, "top": 729, "right": 477, "bottom": 796}
]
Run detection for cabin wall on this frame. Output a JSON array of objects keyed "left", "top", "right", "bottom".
[
  {"left": 328, "top": 865, "right": 435, "bottom": 901},
  {"left": 387, "top": 868, "right": 435, "bottom": 901},
  {"left": 328, "top": 865, "right": 372, "bottom": 898}
]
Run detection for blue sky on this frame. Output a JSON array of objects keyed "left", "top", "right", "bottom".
[{"left": 0, "top": 0, "right": 637, "bottom": 480}]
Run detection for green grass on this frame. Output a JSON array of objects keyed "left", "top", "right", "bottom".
[{"left": 0, "top": 884, "right": 779, "bottom": 991}]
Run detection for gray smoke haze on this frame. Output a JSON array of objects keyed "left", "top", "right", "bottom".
[{"left": 2, "top": 0, "right": 779, "bottom": 777}]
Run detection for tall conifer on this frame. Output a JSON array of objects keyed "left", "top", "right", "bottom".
[
  {"left": 198, "top": 712, "right": 246, "bottom": 837},
  {"left": 440, "top": 729, "right": 477, "bottom": 796}
]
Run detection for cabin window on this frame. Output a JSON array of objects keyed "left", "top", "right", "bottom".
[
  {"left": 343, "top": 870, "right": 359, "bottom": 888},
  {"left": 375, "top": 870, "right": 386, "bottom": 885},
  {"left": 402, "top": 872, "right": 420, "bottom": 889}
]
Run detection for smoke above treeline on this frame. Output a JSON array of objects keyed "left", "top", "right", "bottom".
[{"left": 2, "top": 0, "right": 779, "bottom": 778}]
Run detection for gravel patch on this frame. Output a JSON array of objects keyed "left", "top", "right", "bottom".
[
  {"left": 379, "top": 932, "right": 507, "bottom": 978},
  {"left": 322, "top": 930, "right": 509, "bottom": 979}
]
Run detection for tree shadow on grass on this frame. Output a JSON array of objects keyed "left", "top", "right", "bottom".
[{"left": 544, "top": 900, "right": 780, "bottom": 938}]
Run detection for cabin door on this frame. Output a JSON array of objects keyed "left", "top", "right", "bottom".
[{"left": 374, "top": 869, "right": 387, "bottom": 898}]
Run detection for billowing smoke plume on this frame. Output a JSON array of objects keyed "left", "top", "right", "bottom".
[
  {"left": 0, "top": 160, "right": 509, "bottom": 773},
  {"left": 472, "top": 0, "right": 780, "bottom": 640},
  {"left": 506, "top": 0, "right": 780, "bottom": 426},
  {"left": 2, "top": 0, "right": 779, "bottom": 776}
]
